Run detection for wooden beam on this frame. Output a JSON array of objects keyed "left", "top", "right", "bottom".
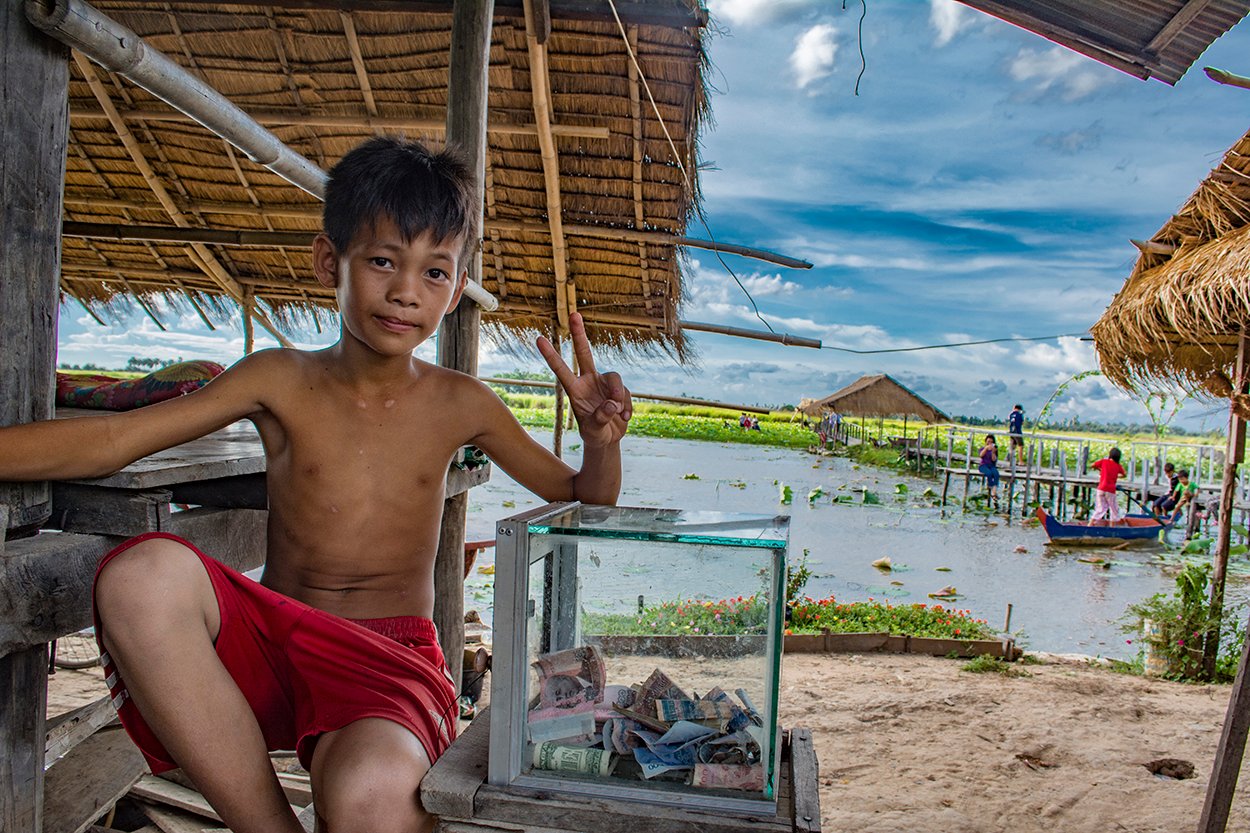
[
  {"left": 1146, "top": 0, "right": 1213, "bottom": 57},
  {"left": 339, "top": 12, "right": 379, "bottom": 118},
  {"left": 433, "top": 0, "right": 494, "bottom": 701},
  {"left": 526, "top": 0, "right": 551, "bottom": 45},
  {"left": 69, "top": 105, "right": 611, "bottom": 140},
  {"left": 0, "top": 508, "right": 268, "bottom": 657},
  {"left": 480, "top": 377, "right": 774, "bottom": 415},
  {"left": 157, "top": 0, "right": 709, "bottom": 28},
  {"left": 42, "top": 726, "right": 144, "bottom": 833},
  {"left": 1205, "top": 66, "right": 1250, "bottom": 90},
  {"left": 522, "top": 0, "right": 574, "bottom": 332},
  {"left": 1130, "top": 238, "right": 1179, "bottom": 255},
  {"left": 63, "top": 214, "right": 813, "bottom": 270}
]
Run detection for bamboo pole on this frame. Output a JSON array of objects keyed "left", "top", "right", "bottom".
[
  {"left": 626, "top": 24, "right": 653, "bottom": 313},
  {"left": 242, "top": 287, "right": 255, "bottom": 354},
  {"left": 1204, "top": 333, "right": 1249, "bottom": 680},
  {"left": 481, "top": 377, "right": 771, "bottom": 415},
  {"left": 70, "top": 104, "right": 612, "bottom": 139},
  {"left": 522, "top": 0, "right": 573, "bottom": 332}
]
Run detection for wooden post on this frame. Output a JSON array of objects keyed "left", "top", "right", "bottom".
[
  {"left": 434, "top": 0, "right": 494, "bottom": 687},
  {"left": 1, "top": 0, "right": 67, "bottom": 537},
  {"left": 1199, "top": 608, "right": 1250, "bottom": 833},
  {"left": 1022, "top": 446, "right": 1035, "bottom": 518},
  {"left": 1204, "top": 333, "right": 1248, "bottom": 680}
]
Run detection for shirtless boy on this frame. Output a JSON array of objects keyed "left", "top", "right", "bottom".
[{"left": 0, "top": 137, "right": 632, "bottom": 833}]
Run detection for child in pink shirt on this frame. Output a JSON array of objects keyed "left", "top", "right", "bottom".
[{"left": 1090, "top": 447, "right": 1127, "bottom": 524}]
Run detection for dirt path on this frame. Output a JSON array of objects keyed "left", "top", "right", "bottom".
[{"left": 47, "top": 652, "right": 1247, "bottom": 832}]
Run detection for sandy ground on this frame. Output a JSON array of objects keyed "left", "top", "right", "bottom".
[{"left": 47, "top": 653, "right": 1249, "bottom": 833}]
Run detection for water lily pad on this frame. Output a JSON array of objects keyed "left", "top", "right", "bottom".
[
  {"left": 894, "top": 483, "right": 909, "bottom": 494},
  {"left": 502, "top": 500, "right": 516, "bottom": 508},
  {"left": 779, "top": 484, "right": 793, "bottom": 505},
  {"left": 477, "top": 564, "right": 496, "bottom": 575},
  {"left": 929, "top": 585, "right": 960, "bottom": 599},
  {"left": 808, "top": 486, "right": 825, "bottom": 503},
  {"left": 682, "top": 472, "right": 701, "bottom": 480},
  {"left": 872, "top": 556, "right": 893, "bottom": 571},
  {"left": 862, "top": 491, "right": 881, "bottom": 505},
  {"left": 935, "top": 566, "right": 952, "bottom": 572}
]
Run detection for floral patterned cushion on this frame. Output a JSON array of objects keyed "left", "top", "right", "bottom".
[{"left": 56, "top": 360, "right": 224, "bottom": 410}]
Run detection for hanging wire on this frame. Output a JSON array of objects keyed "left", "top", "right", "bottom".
[
  {"left": 605, "top": 0, "right": 776, "bottom": 333},
  {"left": 844, "top": 0, "right": 868, "bottom": 95},
  {"left": 821, "top": 332, "right": 1089, "bottom": 354}
]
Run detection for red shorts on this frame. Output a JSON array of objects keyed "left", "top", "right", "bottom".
[{"left": 93, "top": 532, "right": 459, "bottom": 774}]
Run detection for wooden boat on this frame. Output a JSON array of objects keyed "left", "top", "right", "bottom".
[{"left": 1035, "top": 508, "right": 1170, "bottom": 545}]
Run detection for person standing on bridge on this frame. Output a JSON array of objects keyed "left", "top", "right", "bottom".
[
  {"left": 1007, "top": 404, "right": 1026, "bottom": 466},
  {"left": 1090, "top": 447, "right": 1127, "bottom": 525}
]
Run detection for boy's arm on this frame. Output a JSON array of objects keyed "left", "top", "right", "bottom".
[
  {"left": 0, "top": 352, "right": 274, "bottom": 481},
  {"left": 471, "top": 313, "right": 631, "bottom": 505}
]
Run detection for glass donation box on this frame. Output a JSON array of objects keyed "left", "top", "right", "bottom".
[{"left": 487, "top": 503, "right": 790, "bottom": 814}]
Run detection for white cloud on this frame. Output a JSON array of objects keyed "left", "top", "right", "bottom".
[
  {"left": 709, "top": 0, "right": 816, "bottom": 28},
  {"left": 1009, "top": 47, "right": 1113, "bottom": 101},
  {"left": 930, "top": 0, "right": 971, "bottom": 47},
  {"left": 791, "top": 24, "right": 837, "bottom": 89},
  {"left": 739, "top": 273, "right": 800, "bottom": 297}
]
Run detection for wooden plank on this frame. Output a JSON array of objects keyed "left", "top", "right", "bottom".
[
  {"left": 789, "top": 729, "right": 821, "bottom": 833},
  {"left": 0, "top": 508, "right": 267, "bottom": 656},
  {"left": 421, "top": 705, "right": 491, "bottom": 818},
  {"left": 42, "top": 725, "right": 145, "bottom": 833},
  {"left": 143, "top": 805, "right": 218, "bottom": 833},
  {"left": 45, "top": 695, "right": 117, "bottom": 766},
  {"left": 51, "top": 484, "right": 173, "bottom": 536},
  {"left": 0, "top": 0, "right": 67, "bottom": 536},
  {"left": 130, "top": 775, "right": 222, "bottom": 822},
  {"left": 0, "top": 645, "right": 48, "bottom": 833}
]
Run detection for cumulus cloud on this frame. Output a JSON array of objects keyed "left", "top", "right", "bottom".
[
  {"left": 978, "top": 378, "right": 1008, "bottom": 397},
  {"left": 929, "top": 0, "right": 971, "bottom": 47},
  {"left": 791, "top": 24, "right": 837, "bottom": 89},
  {"left": 1009, "top": 47, "right": 1113, "bottom": 101},
  {"left": 740, "top": 273, "right": 801, "bottom": 297},
  {"left": 709, "top": 0, "right": 816, "bottom": 28}
]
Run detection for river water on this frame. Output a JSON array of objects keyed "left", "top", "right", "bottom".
[{"left": 464, "top": 430, "right": 1245, "bottom": 660}]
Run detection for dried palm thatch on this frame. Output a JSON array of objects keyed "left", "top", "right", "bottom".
[
  {"left": 58, "top": 0, "right": 709, "bottom": 359},
  {"left": 798, "top": 374, "right": 948, "bottom": 423},
  {"left": 1092, "top": 126, "right": 1250, "bottom": 401}
]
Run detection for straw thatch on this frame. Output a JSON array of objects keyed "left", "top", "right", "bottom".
[
  {"left": 1092, "top": 126, "right": 1250, "bottom": 403},
  {"left": 59, "top": 1, "right": 709, "bottom": 358},
  {"left": 798, "top": 374, "right": 948, "bottom": 423}
]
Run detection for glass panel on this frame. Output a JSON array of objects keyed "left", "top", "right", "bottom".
[
  {"left": 519, "top": 514, "right": 786, "bottom": 806},
  {"left": 528, "top": 505, "right": 788, "bottom": 549}
]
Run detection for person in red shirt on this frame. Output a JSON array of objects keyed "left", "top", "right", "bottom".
[{"left": 1090, "top": 447, "right": 1127, "bottom": 524}]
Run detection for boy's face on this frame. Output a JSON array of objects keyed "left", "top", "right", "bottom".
[{"left": 313, "top": 215, "right": 467, "bottom": 358}]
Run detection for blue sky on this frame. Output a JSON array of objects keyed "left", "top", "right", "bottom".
[{"left": 57, "top": 0, "right": 1250, "bottom": 431}]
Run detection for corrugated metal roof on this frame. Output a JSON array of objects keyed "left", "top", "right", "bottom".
[{"left": 958, "top": 0, "right": 1250, "bottom": 85}]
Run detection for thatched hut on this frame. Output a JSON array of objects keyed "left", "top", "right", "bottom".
[
  {"left": 1091, "top": 122, "right": 1250, "bottom": 833},
  {"left": 49, "top": 0, "right": 720, "bottom": 359},
  {"left": 799, "top": 374, "right": 948, "bottom": 423}
]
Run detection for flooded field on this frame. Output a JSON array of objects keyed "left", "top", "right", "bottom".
[{"left": 465, "top": 431, "right": 1247, "bottom": 660}]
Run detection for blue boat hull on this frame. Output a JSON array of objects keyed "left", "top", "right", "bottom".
[{"left": 1036, "top": 508, "right": 1169, "bottom": 544}]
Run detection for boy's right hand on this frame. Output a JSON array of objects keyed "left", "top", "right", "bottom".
[{"left": 536, "top": 313, "right": 632, "bottom": 448}]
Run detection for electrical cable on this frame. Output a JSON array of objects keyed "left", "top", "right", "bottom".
[{"left": 820, "top": 332, "right": 1089, "bottom": 354}]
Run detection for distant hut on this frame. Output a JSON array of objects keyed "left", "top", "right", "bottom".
[
  {"left": 1091, "top": 125, "right": 1250, "bottom": 833},
  {"left": 800, "top": 373, "right": 948, "bottom": 442}
]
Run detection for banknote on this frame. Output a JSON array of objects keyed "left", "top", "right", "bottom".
[
  {"left": 690, "top": 763, "right": 765, "bottom": 791},
  {"left": 634, "top": 746, "right": 688, "bottom": 779},
  {"left": 634, "top": 668, "right": 689, "bottom": 715},
  {"left": 655, "top": 699, "right": 736, "bottom": 723},
  {"left": 533, "top": 646, "right": 607, "bottom": 708},
  {"left": 734, "top": 688, "right": 764, "bottom": 727},
  {"left": 593, "top": 684, "right": 637, "bottom": 721},
  {"left": 528, "top": 710, "right": 597, "bottom": 745},
  {"left": 532, "top": 742, "right": 614, "bottom": 777}
]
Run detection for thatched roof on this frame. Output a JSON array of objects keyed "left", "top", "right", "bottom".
[
  {"left": 798, "top": 374, "right": 948, "bottom": 422},
  {"left": 958, "top": 0, "right": 1250, "bottom": 85},
  {"left": 56, "top": 0, "right": 710, "bottom": 357},
  {"left": 1091, "top": 125, "right": 1250, "bottom": 395}
]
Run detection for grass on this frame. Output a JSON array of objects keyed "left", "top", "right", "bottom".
[{"left": 961, "top": 655, "right": 1032, "bottom": 677}]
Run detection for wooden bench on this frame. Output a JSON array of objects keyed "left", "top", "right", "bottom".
[{"left": 0, "top": 417, "right": 490, "bottom": 833}]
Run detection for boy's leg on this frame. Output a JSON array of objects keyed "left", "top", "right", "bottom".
[
  {"left": 95, "top": 538, "right": 302, "bottom": 833},
  {"left": 310, "top": 718, "right": 434, "bottom": 833}
]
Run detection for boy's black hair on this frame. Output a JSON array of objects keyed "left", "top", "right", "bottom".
[
  {"left": 1163, "top": 462, "right": 1175, "bottom": 473},
  {"left": 1013, "top": 404, "right": 1022, "bottom": 410},
  {"left": 1179, "top": 468, "right": 1190, "bottom": 478},
  {"left": 323, "top": 137, "right": 478, "bottom": 260},
  {"left": 1108, "top": 447, "right": 1121, "bottom": 462}
]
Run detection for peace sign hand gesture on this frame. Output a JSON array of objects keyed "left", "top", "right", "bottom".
[{"left": 536, "top": 313, "right": 632, "bottom": 448}]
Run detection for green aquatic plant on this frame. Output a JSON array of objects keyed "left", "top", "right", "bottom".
[{"left": 779, "top": 483, "right": 793, "bottom": 505}]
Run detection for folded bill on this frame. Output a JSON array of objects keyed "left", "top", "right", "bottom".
[
  {"left": 528, "top": 710, "right": 597, "bottom": 745},
  {"left": 691, "top": 763, "right": 765, "bottom": 791},
  {"left": 532, "top": 742, "right": 615, "bottom": 777}
]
